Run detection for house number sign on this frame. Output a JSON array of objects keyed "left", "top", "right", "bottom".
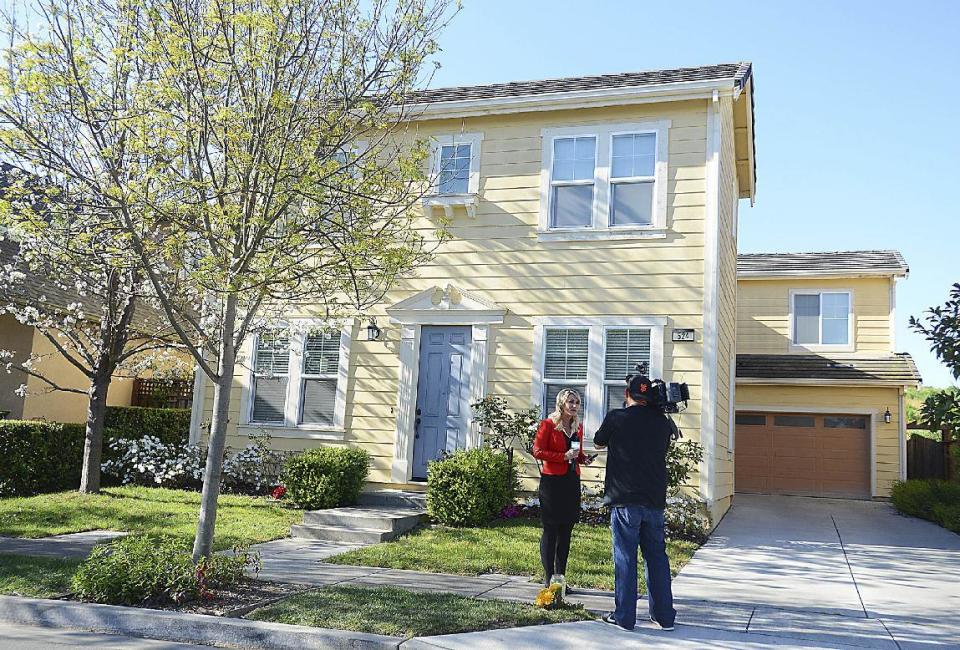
[{"left": 672, "top": 328, "right": 695, "bottom": 342}]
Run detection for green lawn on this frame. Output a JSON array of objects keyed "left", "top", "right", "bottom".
[
  {"left": 0, "top": 554, "right": 81, "bottom": 598},
  {"left": 247, "top": 584, "right": 593, "bottom": 637},
  {"left": 328, "top": 519, "right": 698, "bottom": 591},
  {"left": 0, "top": 487, "right": 301, "bottom": 551}
]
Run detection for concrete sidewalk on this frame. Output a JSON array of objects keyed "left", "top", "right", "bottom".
[{"left": 0, "top": 530, "right": 127, "bottom": 559}]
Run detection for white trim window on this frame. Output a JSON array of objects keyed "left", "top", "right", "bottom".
[
  {"left": 431, "top": 132, "right": 483, "bottom": 195},
  {"left": 541, "top": 327, "right": 590, "bottom": 415},
  {"left": 532, "top": 316, "right": 666, "bottom": 435},
  {"left": 251, "top": 331, "right": 290, "bottom": 424},
  {"left": 603, "top": 328, "right": 652, "bottom": 413},
  {"left": 549, "top": 136, "right": 597, "bottom": 228},
  {"left": 539, "top": 120, "right": 670, "bottom": 241},
  {"left": 243, "top": 322, "right": 352, "bottom": 437},
  {"left": 790, "top": 290, "right": 854, "bottom": 350},
  {"left": 299, "top": 330, "right": 342, "bottom": 426}
]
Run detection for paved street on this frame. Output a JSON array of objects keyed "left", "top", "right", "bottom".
[{"left": 0, "top": 622, "right": 207, "bottom": 649}]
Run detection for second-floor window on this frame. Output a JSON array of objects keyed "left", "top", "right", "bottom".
[
  {"left": 431, "top": 132, "right": 483, "bottom": 195},
  {"left": 792, "top": 291, "right": 852, "bottom": 347},
  {"left": 539, "top": 120, "right": 670, "bottom": 240}
]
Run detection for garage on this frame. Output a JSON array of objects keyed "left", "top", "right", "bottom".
[{"left": 735, "top": 411, "right": 871, "bottom": 498}]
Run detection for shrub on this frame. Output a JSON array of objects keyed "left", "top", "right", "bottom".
[
  {"left": 104, "top": 406, "right": 192, "bottom": 445},
  {"left": 282, "top": 447, "right": 370, "bottom": 509},
  {"left": 0, "top": 420, "right": 86, "bottom": 496},
  {"left": 664, "top": 493, "right": 711, "bottom": 543},
  {"left": 221, "top": 433, "right": 287, "bottom": 495},
  {"left": 101, "top": 436, "right": 206, "bottom": 490},
  {"left": 892, "top": 479, "right": 960, "bottom": 534},
  {"left": 72, "top": 535, "right": 256, "bottom": 605},
  {"left": 428, "top": 447, "right": 518, "bottom": 527}
]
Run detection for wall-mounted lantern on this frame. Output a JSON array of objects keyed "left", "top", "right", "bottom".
[
  {"left": 883, "top": 407, "right": 892, "bottom": 424},
  {"left": 366, "top": 319, "right": 382, "bottom": 342}
]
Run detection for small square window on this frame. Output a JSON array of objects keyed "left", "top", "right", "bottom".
[
  {"left": 438, "top": 144, "right": 471, "bottom": 194},
  {"left": 793, "top": 292, "right": 850, "bottom": 346}
]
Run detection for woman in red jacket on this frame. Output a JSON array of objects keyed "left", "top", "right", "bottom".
[{"left": 532, "top": 388, "right": 592, "bottom": 588}]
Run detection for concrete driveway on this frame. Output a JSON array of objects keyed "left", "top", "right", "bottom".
[{"left": 672, "top": 494, "right": 960, "bottom": 648}]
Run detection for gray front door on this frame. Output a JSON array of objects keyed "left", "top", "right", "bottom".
[{"left": 412, "top": 326, "right": 472, "bottom": 479}]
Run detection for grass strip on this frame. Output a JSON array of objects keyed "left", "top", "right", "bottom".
[
  {"left": 247, "top": 584, "right": 593, "bottom": 637},
  {"left": 328, "top": 518, "right": 698, "bottom": 591},
  {"left": 0, "top": 553, "right": 81, "bottom": 598}
]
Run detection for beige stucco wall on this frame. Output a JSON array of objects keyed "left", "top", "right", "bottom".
[
  {"left": 734, "top": 383, "right": 904, "bottom": 497},
  {"left": 0, "top": 313, "right": 34, "bottom": 419},
  {"left": 205, "top": 99, "right": 717, "bottom": 495},
  {"left": 21, "top": 328, "right": 135, "bottom": 423}
]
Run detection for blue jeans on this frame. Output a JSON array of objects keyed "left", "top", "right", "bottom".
[{"left": 611, "top": 505, "right": 675, "bottom": 629}]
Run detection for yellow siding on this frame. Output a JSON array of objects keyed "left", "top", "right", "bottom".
[
  {"left": 737, "top": 277, "right": 893, "bottom": 354},
  {"left": 712, "top": 94, "right": 742, "bottom": 517},
  {"left": 734, "top": 384, "right": 903, "bottom": 496},
  {"left": 209, "top": 100, "right": 712, "bottom": 490}
]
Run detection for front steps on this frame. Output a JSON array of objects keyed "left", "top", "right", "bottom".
[{"left": 290, "top": 491, "right": 427, "bottom": 544}]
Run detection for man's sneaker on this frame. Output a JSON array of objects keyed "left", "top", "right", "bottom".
[
  {"left": 601, "top": 613, "right": 634, "bottom": 631},
  {"left": 649, "top": 616, "right": 675, "bottom": 631}
]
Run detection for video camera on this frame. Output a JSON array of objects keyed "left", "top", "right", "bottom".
[{"left": 627, "top": 362, "right": 689, "bottom": 414}]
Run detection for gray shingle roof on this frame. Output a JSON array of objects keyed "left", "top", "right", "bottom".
[
  {"left": 737, "top": 354, "right": 921, "bottom": 384},
  {"left": 405, "top": 62, "right": 752, "bottom": 105},
  {"left": 0, "top": 236, "right": 167, "bottom": 334},
  {"left": 737, "top": 250, "right": 909, "bottom": 278}
]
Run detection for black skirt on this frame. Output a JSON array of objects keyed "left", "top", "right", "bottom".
[{"left": 539, "top": 464, "right": 581, "bottom": 526}]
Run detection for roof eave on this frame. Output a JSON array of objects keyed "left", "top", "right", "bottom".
[
  {"left": 399, "top": 78, "right": 741, "bottom": 120},
  {"left": 736, "top": 377, "right": 921, "bottom": 388},
  {"left": 737, "top": 269, "right": 909, "bottom": 280}
]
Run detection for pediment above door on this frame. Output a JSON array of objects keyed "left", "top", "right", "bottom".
[{"left": 386, "top": 284, "right": 505, "bottom": 325}]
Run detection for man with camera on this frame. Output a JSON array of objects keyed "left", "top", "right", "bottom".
[{"left": 593, "top": 371, "right": 676, "bottom": 632}]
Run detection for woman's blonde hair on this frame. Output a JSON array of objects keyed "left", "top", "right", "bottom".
[{"left": 548, "top": 388, "right": 582, "bottom": 435}]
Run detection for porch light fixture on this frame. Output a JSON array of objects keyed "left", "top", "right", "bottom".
[
  {"left": 366, "top": 319, "right": 382, "bottom": 342},
  {"left": 883, "top": 407, "right": 892, "bottom": 424}
]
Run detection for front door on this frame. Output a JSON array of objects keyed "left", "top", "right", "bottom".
[{"left": 412, "top": 326, "right": 472, "bottom": 479}]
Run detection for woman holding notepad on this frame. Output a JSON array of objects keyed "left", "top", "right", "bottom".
[{"left": 532, "top": 388, "right": 594, "bottom": 589}]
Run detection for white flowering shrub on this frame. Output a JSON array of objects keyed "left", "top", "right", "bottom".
[
  {"left": 664, "top": 493, "right": 711, "bottom": 542},
  {"left": 221, "top": 433, "right": 286, "bottom": 495},
  {"left": 102, "top": 433, "right": 285, "bottom": 495},
  {"left": 101, "top": 436, "right": 205, "bottom": 490}
]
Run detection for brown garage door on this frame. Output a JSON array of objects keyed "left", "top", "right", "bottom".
[{"left": 735, "top": 412, "right": 871, "bottom": 498}]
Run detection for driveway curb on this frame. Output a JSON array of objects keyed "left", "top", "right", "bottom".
[{"left": 0, "top": 594, "right": 403, "bottom": 649}]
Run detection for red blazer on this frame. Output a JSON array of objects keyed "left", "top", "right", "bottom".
[{"left": 533, "top": 418, "right": 587, "bottom": 476}]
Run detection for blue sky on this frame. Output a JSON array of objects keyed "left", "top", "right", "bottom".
[{"left": 428, "top": 0, "right": 960, "bottom": 387}]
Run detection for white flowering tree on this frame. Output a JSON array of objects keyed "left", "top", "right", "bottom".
[
  {"left": 1, "top": 0, "right": 453, "bottom": 559},
  {"left": 0, "top": 168, "right": 181, "bottom": 493}
]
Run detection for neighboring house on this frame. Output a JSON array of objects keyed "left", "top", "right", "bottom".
[
  {"left": 192, "top": 62, "right": 756, "bottom": 522},
  {"left": 734, "top": 250, "right": 919, "bottom": 499},
  {"left": 0, "top": 237, "right": 183, "bottom": 422}
]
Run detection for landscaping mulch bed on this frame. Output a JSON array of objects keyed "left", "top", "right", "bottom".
[{"left": 161, "top": 579, "right": 309, "bottom": 617}]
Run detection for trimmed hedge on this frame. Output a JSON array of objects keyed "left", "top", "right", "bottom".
[
  {"left": 104, "top": 406, "right": 192, "bottom": 445},
  {"left": 0, "top": 407, "right": 192, "bottom": 497},
  {"left": 891, "top": 479, "right": 960, "bottom": 534},
  {"left": 282, "top": 448, "right": 370, "bottom": 509},
  {"left": 427, "top": 448, "right": 518, "bottom": 527},
  {"left": 0, "top": 420, "right": 86, "bottom": 497}
]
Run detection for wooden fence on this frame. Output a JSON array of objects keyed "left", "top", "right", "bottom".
[
  {"left": 907, "top": 436, "right": 946, "bottom": 480},
  {"left": 131, "top": 378, "right": 194, "bottom": 410}
]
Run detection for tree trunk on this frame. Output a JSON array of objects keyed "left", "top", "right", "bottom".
[
  {"left": 79, "top": 369, "right": 111, "bottom": 493},
  {"left": 192, "top": 294, "right": 239, "bottom": 562}
]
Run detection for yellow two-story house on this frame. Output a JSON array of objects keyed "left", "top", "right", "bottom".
[{"left": 189, "top": 62, "right": 915, "bottom": 522}]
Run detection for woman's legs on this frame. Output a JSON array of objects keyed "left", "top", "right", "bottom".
[
  {"left": 540, "top": 523, "right": 559, "bottom": 585},
  {"left": 554, "top": 523, "right": 575, "bottom": 576}
]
